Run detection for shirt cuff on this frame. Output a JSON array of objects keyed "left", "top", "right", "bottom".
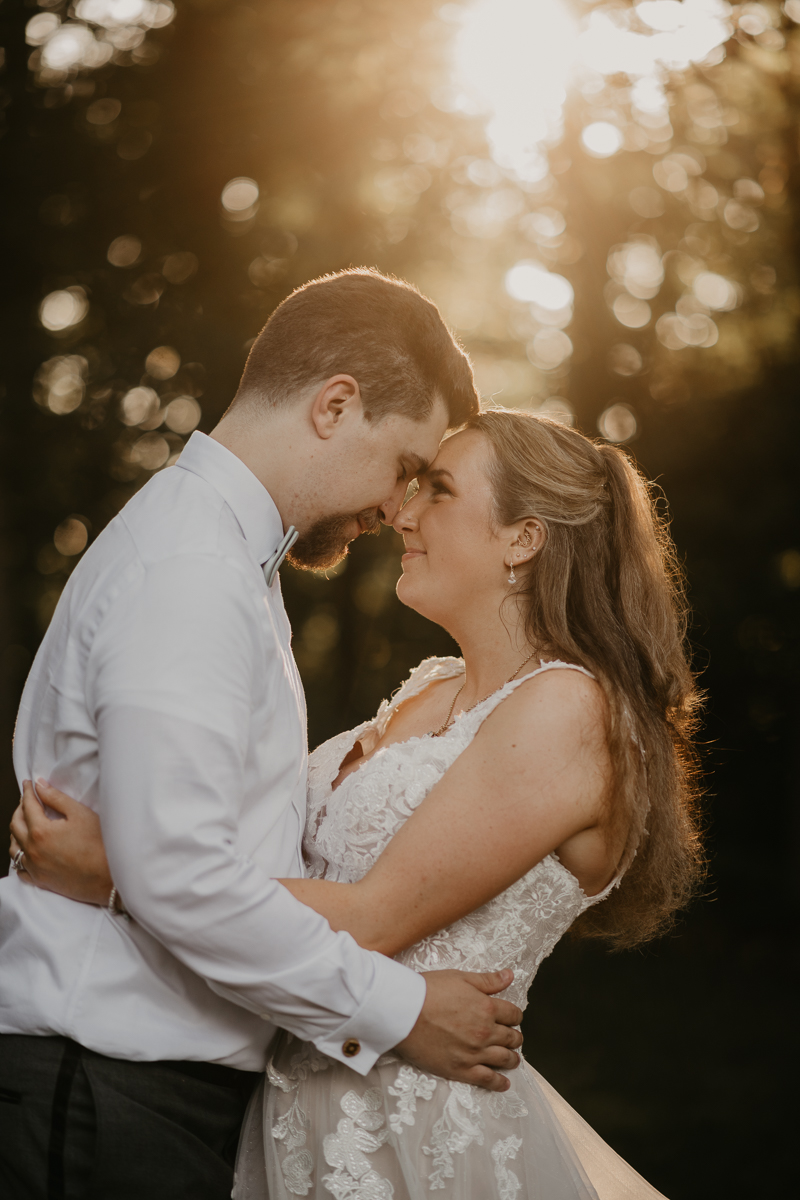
[{"left": 312, "top": 956, "right": 426, "bottom": 1075}]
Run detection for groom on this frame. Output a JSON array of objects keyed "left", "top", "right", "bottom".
[{"left": 0, "top": 270, "right": 523, "bottom": 1199}]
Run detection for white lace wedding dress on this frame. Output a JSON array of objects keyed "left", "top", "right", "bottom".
[{"left": 234, "top": 657, "right": 667, "bottom": 1200}]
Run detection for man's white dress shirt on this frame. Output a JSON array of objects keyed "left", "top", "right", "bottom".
[{"left": 0, "top": 432, "right": 425, "bottom": 1073}]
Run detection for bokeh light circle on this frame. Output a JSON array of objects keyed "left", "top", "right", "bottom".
[
  {"left": 34, "top": 356, "right": 87, "bottom": 414},
  {"left": 581, "top": 122, "right": 623, "bottom": 158},
  {"left": 39, "top": 288, "right": 89, "bottom": 332},
  {"left": 165, "top": 396, "right": 201, "bottom": 434},
  {"left": 692, "top": 272, "right": 739, "bottom": 311},
  {"left": 221, "top": 177, "right": 259, "bottom": 213},
  {"left": 598, "top": 403, "right": 638, "bottom": 443},
  {"left": 162, "top": 252, "right": 198, "bottom": 283},
  {"left": 612, "top": 294, "right": 651, "bottom": 329},
  {"left": 145, "top": 345, "right": 180, "bottom": 380},
  {"left": 54, "top": 517, "right": 88, "bottom": 557},
  {"left": 107, "top": 235, "right": 142, "bottom": 267},
  {"left": 608, "top": 344, "right": 643, "bottom": 376},
  {"left": 120, "top": 386, "right": 159, "bottom": 426},
  {"left": 527, "top": 329, "right": 573, "bottom": 370},
  {"left": 132, "top": 433, "right": 171, "bottom": 471},
  {"left": 25, "top": 13, "right": 60, "bottom": 45},
  {"left": 505, "top": 261, "right": 573, "bottom": 310}
]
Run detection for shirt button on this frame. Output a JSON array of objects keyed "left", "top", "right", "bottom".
[{"left": 342, "top": 1038, "right": 361, "bottom": 1058}]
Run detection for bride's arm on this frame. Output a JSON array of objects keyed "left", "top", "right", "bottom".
[
  {"left": 10, "top": 671, "right": 609, "bottom": 950},
  {"left": 279, "top": 669, "right": 611, "bottom": 956}
]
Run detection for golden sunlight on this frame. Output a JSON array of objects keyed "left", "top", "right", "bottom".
[{"left": 450, "top": 0, "right": 733, "bottom": 180}]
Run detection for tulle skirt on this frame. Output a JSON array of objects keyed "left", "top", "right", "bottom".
[{"left": 233, "top": 1033, "right": 667, "bottom": 1200}]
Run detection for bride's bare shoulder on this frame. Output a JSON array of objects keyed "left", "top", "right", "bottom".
[{"left": 487, "top": 663, "right": 608, "bottom": 746}]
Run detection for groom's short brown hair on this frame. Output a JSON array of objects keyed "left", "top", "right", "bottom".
[{"left": 234, "top": 268, "right": 479, "bottom": 427}]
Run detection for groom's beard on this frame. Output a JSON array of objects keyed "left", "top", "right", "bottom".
[{"left": 288, "top": 508, "right": 381, "bottom": 571}]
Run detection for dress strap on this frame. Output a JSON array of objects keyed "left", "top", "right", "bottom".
[
  {"left": 460, "top": 658, "right": 596, "bottom": 730},
  {"left": 515, "top": 658, "right": 596, "bottom": 687}
]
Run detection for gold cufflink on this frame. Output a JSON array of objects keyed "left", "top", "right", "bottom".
[{"left": 342, "top": 1038, "right": 361, "bottom": 1058}]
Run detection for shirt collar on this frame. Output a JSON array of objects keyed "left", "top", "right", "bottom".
[{"left": 175, "top": 431, "right": 285, "bottom": 566}]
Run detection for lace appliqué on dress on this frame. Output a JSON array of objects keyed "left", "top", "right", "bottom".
[
  {"left": 321, "top": 1089, "right": 392, "bottom": 1200},
  {"left": 269, "top": 1041, "right": 332, "bottom": 1196},
  {"left": 387, "top": 1066, "right": 438, "bottom": 1135},
  {"left": 422, "top": 1081, "right": 486, "bottom": 1190},
  {"left": 255, "top": 656, "right": 642, "bottom": 1200},
  {"left": 491, "top": 1136, "right": 524, "bottom": 1200}
]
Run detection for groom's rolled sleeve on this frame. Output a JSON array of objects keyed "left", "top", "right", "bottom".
[{"left": 88, "top": 553, "right": 425, "bottom": 1073}]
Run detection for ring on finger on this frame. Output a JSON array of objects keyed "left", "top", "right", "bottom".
[{"left": 12, "top": 849, "right": 26, "bottom": 873}]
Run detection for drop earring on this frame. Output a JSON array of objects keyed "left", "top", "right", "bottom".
[{"left": 508, "top": 561, "right": 517, "bottom": 584}]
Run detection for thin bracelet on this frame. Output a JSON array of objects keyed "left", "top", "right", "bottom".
[{"left": 107, "top": 885, "right": 127, "bottom": 917}]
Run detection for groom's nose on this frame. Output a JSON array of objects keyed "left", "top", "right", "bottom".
[{"left": 377, "top": 480, "right": 407, "bottom": 526}]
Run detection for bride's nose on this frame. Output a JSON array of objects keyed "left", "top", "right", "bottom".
[{"left": 393, "top": 494, "right": 420, "bottom": 534}]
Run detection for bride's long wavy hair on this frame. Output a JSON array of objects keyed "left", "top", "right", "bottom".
[{"left": 468, "top": 408, "right": 704, "bottom": 949}]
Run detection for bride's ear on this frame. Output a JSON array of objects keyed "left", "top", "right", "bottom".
[{"left": 503, "top": 518, "right": 545, "bottom": 570}]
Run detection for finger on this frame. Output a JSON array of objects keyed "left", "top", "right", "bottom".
[
  {"left": 462, "top": 969, "right": 514, "bottom": 996},
  {"left": 486, "top": 1025, "right": 524, "bottom": 1051},
  {"left": 9, "top": 833, "right": 34, "bottom": 885},
  {"left": 34, "top": 778, "right": 80, "bottom": 818},
  {"left": 462, "top": 1065, "right": 512, "bottom": 1093},
  {"left": 10, "top": 803, "right": 29, "bottom": 850},
  {"left": 472, "top": 1045, "right": 520, "bottom": 1072},
  {"left": 20, "top": 780, "right": 48, "bottom": 830},
  {"left": 489, "top": 998, "right": 523, "bottom": 1027},
  {"left": 471, "top": 1021, "right": 523, "bottom": 1051}
]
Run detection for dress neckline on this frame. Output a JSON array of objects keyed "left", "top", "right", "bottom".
[
  {"left": 317, "top": 657, "right": 622, "bottom": 907},
  {"left": 328, "top": 656, "right": 600, "bottom": 795}
]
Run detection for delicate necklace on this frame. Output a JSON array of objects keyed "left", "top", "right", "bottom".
[{"left": 431, "top": 649, "right": 540, "bottom": 738}]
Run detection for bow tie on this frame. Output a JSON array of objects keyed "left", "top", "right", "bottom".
[{"left": 263, "top": 526, "right": 298, "bottom": 587}]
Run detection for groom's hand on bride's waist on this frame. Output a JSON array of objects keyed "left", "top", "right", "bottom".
[{"left": 393, "top": 968, "right": 523, "bottom": 1092}]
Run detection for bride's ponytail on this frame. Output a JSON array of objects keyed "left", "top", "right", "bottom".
[{"left": 467, "top": 409, "right": 704, "bottom": 949}]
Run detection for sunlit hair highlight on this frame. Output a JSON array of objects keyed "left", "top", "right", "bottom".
[{"left": 468, "top": 408, "right": 704, "bottom": 949}]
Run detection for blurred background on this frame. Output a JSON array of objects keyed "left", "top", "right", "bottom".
[{"left": 1, "top": 0, "right": 798, "bottom": 1193}]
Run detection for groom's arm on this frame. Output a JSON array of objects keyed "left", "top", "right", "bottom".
[{"left": 88, "top": 551, "right": 425, "bottom": 1075}]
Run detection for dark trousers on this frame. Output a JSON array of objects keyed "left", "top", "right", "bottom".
[{"left": 0, "top": 1033, "right": 261, "bottom": 1200}]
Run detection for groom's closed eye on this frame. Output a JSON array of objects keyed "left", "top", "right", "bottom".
[{"left": 399, "top": 453, "right": 428, "bottom": 481}]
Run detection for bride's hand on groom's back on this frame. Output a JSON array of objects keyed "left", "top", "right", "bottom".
[
  {"left": 9, "top": 779, "right": 113, "bottom": 906},
  {"left": 394, "top": 968, "right": 523, "bottom": 1092}
]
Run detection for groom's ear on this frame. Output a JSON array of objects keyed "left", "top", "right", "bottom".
[{"left": 310, "top": 375, "right": 362, "bottom": 440}]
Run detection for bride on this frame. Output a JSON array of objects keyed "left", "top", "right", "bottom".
[{"left": 11, "top": 409, "right": 703, "bottom": 1199}]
